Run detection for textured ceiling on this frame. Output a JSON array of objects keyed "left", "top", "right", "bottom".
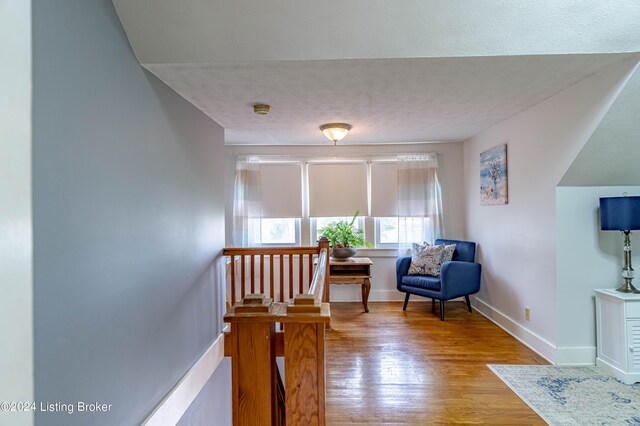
[{"left": 146, "top": 54, "right": 630, "bottom": 145}]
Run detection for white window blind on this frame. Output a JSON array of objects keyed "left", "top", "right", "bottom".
[
  {"left": 370, "top": 162, "right": 398, "bottom": 217},
  {"left": 308, "top": 163, "right": 368, "bottom": 217},
  {"left": 259, "top": 164, "right": 302, "bottom": 218}
]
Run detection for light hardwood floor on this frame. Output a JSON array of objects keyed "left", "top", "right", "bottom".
[{"left": 325, "top": 301, "right": 547, "bottom": 425}]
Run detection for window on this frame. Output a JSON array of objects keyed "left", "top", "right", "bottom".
[
  {"left": 375, "top": 217, "right": 430, "bottom": 246},
  {"left": 255, "top": 163, "right": 302, "bottom": 245},
  {"left": 233, "top": 154, "right": 443, "bottom": 247},
  {"left": 371, "top": 155, "right": 444, "bottom": 245},
  {"left": 233, "top": 160, "right": 303, "bottom": 247},
  {"left": 311, "top": 216, "right": 365, "bottom": 242},
  {"left": 249, "top": 218, "right": 300, "bottom": 246}
]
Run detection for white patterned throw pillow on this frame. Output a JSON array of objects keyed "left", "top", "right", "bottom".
[
  {"left": 408, "top": 243, "right": 456, "bottom": 277},
  {"left": 408, "top": 244, "right": 445, "bottom": 276},
  {"left": 411, "top": 242, "right": 430, "bottom": 255},
  {"left": 406, "top": 242, "right": 427, "bottom": 275},
  {"left": 439, "top": 244, "right": 456, "bottom": 264}
]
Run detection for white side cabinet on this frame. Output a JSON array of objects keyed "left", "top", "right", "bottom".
[{"left": 595, "top": 289, "right": 640, "bottom": 384}]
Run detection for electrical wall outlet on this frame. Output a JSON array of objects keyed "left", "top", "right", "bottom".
[{"left": 525, "top": 307, "right": 531, "bottom": 321}]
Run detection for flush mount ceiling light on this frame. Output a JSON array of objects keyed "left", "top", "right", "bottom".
[{"left": 319, "top": 123, "right": 352, "bottom": 145}]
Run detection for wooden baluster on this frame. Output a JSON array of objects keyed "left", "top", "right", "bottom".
[
  {"left": 241, "top": 255, "right": 246, "bottom": 299},
  {"left": 308, "top": 254, "right": 313, "bottom": 293},
  {"left": 279, "top": 255, "right": 284, "bottom": 303},
  {"left": 260, "top": 255, "right": 265, "bottom": 294},
  {"left": 288, "top": 254, "right": 293, "bottom": 301},
  {"left": 270, "top": 255, "right": 275, "bottom": 301},
  {"left": 299, "top": 254, "right": 304, "bottom": 295},
  {"left": 318, "top": 237, "right": 331, "bottom": 303},
  {"left": 279, "top": 254, "right": 285, "bottom": 331},
  {"left": 230, "top": 255, "right": 236, "bottom": 306},
  {"left": 250, "top": 255, "right": 255, "bottom": 293}
]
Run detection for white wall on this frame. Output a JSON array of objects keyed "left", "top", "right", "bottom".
[
  {"left": 463, "top": 58, "right": 638, "bottom": 362},
  {"left": 0, "top": 1, "right": 34, "bottom": 425},
  {"left": 225, "top": 142, "right": 465, "bottom": 302},
  {"left": 556, "top": 186, "right": 640, "bottom": 364}
]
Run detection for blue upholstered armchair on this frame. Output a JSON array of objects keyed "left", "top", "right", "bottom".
[{"left": 396, "top": 239, "right": 481, "bottom": 320}]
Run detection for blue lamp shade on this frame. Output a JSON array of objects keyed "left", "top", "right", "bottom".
[{"left": 600, "top": 196, "right": 640, "bottom": 231}]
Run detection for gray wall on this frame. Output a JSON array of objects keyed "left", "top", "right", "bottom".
[
  {"left": 176, "top": 359, "right": 231, "bottom": 426},
  {"left": 32, "top": 0, "right": 228, "bottom": 424}
]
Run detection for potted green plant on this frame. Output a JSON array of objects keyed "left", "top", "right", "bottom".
[{"left": 318, "top": 210, "right": 372, "bottom": 259}]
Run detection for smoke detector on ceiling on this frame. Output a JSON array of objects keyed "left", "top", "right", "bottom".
[{"left": 253, "top": 104, "right": 270, "bottom": 115}]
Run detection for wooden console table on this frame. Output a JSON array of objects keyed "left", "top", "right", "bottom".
[{"left": 327, "top": 257, "right": 373, "bottom": 313}]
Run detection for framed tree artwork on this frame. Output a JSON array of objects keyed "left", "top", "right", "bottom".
[{"left": 480, "top": 144, "right": 508, "bottom": 205}]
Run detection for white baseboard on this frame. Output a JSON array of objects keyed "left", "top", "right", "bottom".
[
  {"left": 142, "top": 333, "right": 226, "bottom": 426},
  {"left": 473, "top": 297, "right": 556, "bottom": 364},
  {"left": 555, "top": 346, "right": 596, "bottom": 365}
]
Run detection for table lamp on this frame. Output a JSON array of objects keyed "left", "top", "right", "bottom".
[{"left": 600, "top": 195, "right": 640, "bottom": 294}]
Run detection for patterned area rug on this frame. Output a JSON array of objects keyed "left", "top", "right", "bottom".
[{"left": 489, "top": 365, "right": 640, "bottom": 425}]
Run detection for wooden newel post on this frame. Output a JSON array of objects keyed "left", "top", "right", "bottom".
[
  {"left": 287, "top": 295, "right": 331, "bottom": 426},
  {"left": 225, "top": 293, "right": 330, "bottom": 426},
  {"left": 224, "top": 295, "right": 278, "bottom": 426}
]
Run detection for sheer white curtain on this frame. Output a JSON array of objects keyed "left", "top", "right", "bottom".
[
  {"left": 232, "top": 157, "right": 262, "bottom": 247},
  {"left": 397, "top": 154, "right": 444, "bottom": 250}
]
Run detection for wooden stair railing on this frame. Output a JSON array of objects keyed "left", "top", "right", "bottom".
[
  {"left": 223, "top": 241, "right": 329, "bottom": 307},
  {"left": 223, "top": 238, "right": 331, "bottom": 426}
]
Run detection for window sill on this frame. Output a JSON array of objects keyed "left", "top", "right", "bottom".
[{"left": 352, "top": 248, "right": 399, "bottom": 258}]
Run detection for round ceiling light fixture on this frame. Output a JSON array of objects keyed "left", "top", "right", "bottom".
[
  {"left": 253, "top": 104, "right": 271, "bottom": 115},
  {"left": 319, "top": 123, "right": 352, "bottom": 145}
]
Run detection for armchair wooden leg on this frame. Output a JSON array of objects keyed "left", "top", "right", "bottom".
[
  {"left": 439, "top": 300, "right": 445, "bottom": 321},
  {"left": 465, "top": 295, "right": 472, "bottom": 313},
  {"left": 402, "top": 293, "right": 410, "bottom": 311},
  {"left": 431, "top": 298, "right": 435, "bottom": 314}
]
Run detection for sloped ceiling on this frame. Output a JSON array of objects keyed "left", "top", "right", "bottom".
[
  {"left": 112, "top": 0, "right": 640, "bottom": 63},
  {"left": 113, "top": 0, "right": 640, "bottom": 183},
  {"left": 560, "top": 64, "right": 640, "bottom": 186}
]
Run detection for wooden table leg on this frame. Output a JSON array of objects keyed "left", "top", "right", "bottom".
[{"left": 362, "top": 278, "right": 371, "bottom": 313}]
